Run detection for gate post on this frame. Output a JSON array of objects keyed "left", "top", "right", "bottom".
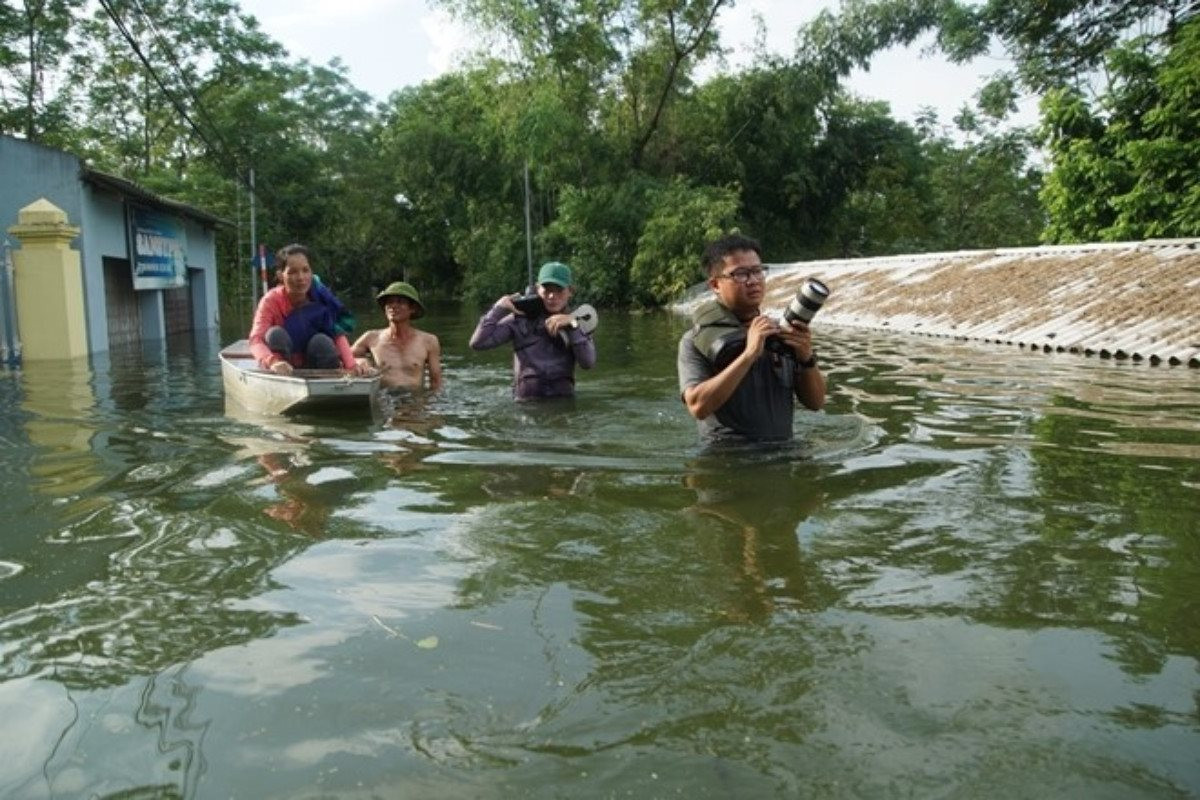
[{"left": 7, "top": 198, "right": 88, "bottom": 360}]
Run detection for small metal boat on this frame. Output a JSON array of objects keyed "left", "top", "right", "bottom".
[{"left": 219, "top": 339, "right": 380, "bottom": 416}]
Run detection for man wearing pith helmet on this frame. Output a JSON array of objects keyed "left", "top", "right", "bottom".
[
  {"left": 469, "top": 260, "right": 597, "bottom": 399},
  {"left": 352, "top": 280, "right": 443, "bottom": 391}
]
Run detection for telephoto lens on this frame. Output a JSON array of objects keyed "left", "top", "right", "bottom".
[{"left": 781, "top": 278, "right": 830, "bottom": 326}]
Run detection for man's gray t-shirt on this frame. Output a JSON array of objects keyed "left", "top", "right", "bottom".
[{"left": 677, "top": 328, "right": 797, "bottom": 442}]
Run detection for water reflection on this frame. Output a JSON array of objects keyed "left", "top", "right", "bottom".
[
  {"left": 221, "top": 407, "right": 337, "bottom": 535},
  {"left": 21, "top": 356, "right": 101, "bottom": 498},
  {"left": 1, "top": 341, "right": 314, "bottom": 694},
  {"left": 377, "top": 387, "right": 446, "bottom": 476},
  {"left": 682, "top": 452, "right": 835, "bottom": 620}
]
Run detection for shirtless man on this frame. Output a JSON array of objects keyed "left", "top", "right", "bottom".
[{"left": 352, "top": 281, "right": 443, "bottom": 391}]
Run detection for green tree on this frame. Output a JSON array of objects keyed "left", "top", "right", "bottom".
[
  {"left": 434, "top": 0, "right": 731, "bottom": 169},
  {"left": 1109, "top": 20, "right": 1200, "bottom": 237},
  {"left": 670, "top": 63, "right": 830, "bottom": 258},
  {"left": 629, "top": 178, "right": 739, "bottom": 305},
  {"left": 797, "top": 0, "right": 954, "bottom": 87},
  {"left": 808, "top": 0, "right": 1198, "bottom": 245},
  {"left": 66, "top": 0, "right": 281, "bottom": 177},
  {"left": 1040, "top": 20, "right": 1200, "bottom": 241},
  {"left": 919, "top": 101, "right": 1043, "bottom": 250},
  {"left": 541, "top": 174, "right": 660, "bottom": 306},
  {"left": 963, "top": 0, "right": 1192, "bottom": 92},
  {"left": 379, "top": 69, "right": 523, "bottom": 303},
  {"left": 0, "top": 0, "right": 82, "bottom": 142}
]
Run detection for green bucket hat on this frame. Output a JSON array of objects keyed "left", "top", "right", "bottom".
[
  {"left": 537, "top": 261, "right": 573, "bottom": 288},
  {"left": 375, "top": 281, "right": 425, "bottom": 318}
]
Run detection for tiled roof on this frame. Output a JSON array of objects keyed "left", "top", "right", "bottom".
[{"left": 676, "top": 240, "right": 1200, "bottom": 367}]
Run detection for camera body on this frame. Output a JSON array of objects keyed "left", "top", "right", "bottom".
[
  {"left": 764, "top": 335, "right": 793, "bottom": 356},
  {"left": 766, "top": 277, "right": 830, "bottom": 355},
  {"left": 511, "top": 292, "right": 546, "bottom": 317}
]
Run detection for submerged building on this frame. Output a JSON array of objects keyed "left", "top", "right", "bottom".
[
  {"left": 675, "top": 240, "right": 1200, "bottom": 368},
  {"left": 1, "top": 133, "right": 225, "bottom": 362}
]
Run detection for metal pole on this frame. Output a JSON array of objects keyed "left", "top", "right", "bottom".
[
  {"left": 249, "top": 167, "right": 258, "bottom": 308},
  {"left": 0, "top": 236, "right": 20, "bottom": 368},
  {"left": 259, "top": 244, "right": 268, "bottom": 297},
  {"left": 523, "top": 161, "right": 534, "bottom": 290},
  {"left": 236, "top": 177, "right": 244, "bottom": 329}
]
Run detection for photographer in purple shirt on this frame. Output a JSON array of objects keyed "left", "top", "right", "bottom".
[{"left": 469, "top": 262, "right": 597, "bottom": 399}]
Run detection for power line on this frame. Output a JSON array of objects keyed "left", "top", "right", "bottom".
[
  {"left": 125, "top": 0, "right": 244, "bottom": 172},
  {"left": 96, "top": 0, "right": 217, "bottom": 156},
  {"left": 95, "top": 0, "right": 277, "bottom": 299},
  {"left": 95, "top": 0, "right": 257, "bottom": 196}
]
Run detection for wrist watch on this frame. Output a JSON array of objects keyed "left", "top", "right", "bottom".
[{"left": 796, "top": 352, "right": 818, "bottom": 370}]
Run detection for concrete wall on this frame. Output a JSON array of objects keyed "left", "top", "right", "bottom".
[
  {"left": 184, "top": 218, "right": 219, "bottom": 331},
  {"left": 1, "top": 139, "right": 88, "bottom": 359},
  {"left": 78, "top": 183, "right": 128, "bottom": 350},
  {"left": 0, "top": 137, "right": 84, "bottom": 234}
]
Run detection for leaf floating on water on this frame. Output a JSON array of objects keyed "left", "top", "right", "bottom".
[
  {"left": 415, "top": 636, "right": 439, "bottom": 649},
  {"left": 469, "top": 621, "right": 503, "bottom": 631}
]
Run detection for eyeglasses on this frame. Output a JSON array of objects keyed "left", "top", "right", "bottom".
[{"left": 718, "top": 265, "right": 769, "bottom": 284}]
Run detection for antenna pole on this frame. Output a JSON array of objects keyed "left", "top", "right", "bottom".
[{"left": 523, "top": 161, "right": 533, "bottom": 289}]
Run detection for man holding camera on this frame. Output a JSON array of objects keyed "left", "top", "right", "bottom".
[
  {"left": 678, "top": 233, "right": 826, "bottom": 442},
  {"left": 469, "top": 261, "right": 597, "bottom": 399}
]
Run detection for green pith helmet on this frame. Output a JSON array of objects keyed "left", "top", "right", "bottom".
[
  {"left": 537, "top": 261, "right": 572, "bottom": 288},
  {"left": 375, "top": 281, "right": 425, "bottom": 318}
]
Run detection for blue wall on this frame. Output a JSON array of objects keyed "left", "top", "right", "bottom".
[
  {"left": 0, "top": 137, "right": 83, "bottom": 232},
  {"left": 2, "top": 134, "right": 221, "bottom": 356}
]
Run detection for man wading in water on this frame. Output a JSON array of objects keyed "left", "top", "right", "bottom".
[
  {"left": 469, "top": 261, "right": 596, "bottom": 399},
  {"left": 352, "top": 281, "right": 443, "bottom": 391},
  {"left": 678, "top": 233, "right": 826, "bottom": 443}
]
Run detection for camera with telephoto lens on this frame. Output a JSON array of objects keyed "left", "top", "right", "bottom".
[
  {"left": 765, "top": 277, "right": 830, "bottom": 355},
  {"left": 784, "top": 277, "right": 830, "bottom": 325},
  {"left": 511, "top": 291, "right": 546, "bottom": 317}
]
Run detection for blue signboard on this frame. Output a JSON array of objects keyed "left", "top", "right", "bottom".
[{"left": 130, "top": 208, "right": 187, "bottom": 290}]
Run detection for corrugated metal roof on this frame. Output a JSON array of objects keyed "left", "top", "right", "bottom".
[
  {"left": 674, "top": 240, "right": 1200, "bottom": 367},
  {"left": 81, "top": 168, "right": 231, "bottom": 227}
]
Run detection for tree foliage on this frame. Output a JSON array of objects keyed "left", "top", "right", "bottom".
[
  {"left": 919, "top": 104, "right": 1043, "bottom": 250},
  {"left": 906, "top": 0, "right": 1200, "bottom": 242},
  {"left": 0, "top": 0, "right": 81, "bottom": 142},
  {"left": 1040, "top": 19, "right": 1200, "bottom": 241},
  {"left": 967, "top": 0, "right": 1193, "bottom": 92},
  {"left": 629, "top": 178, "right": 739, "bottom": 305},
  {"left": 17, "top": 0, "right": 1190, "bottom": 311}
]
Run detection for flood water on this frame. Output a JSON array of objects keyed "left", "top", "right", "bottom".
[{"left": 1, "top": 305, "right": 1198, "bottom": 799}]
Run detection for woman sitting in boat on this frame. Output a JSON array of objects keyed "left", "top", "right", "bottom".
[{"left": 248, "top": 243, "right": 373, "bottom": 376}]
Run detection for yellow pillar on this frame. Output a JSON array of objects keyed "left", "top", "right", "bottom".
[{"left": 7, "top": 198, "right": 88, "bottom": 360}]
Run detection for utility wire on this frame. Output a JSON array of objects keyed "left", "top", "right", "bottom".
[
  {"left": 95, "top": 0, "right": 259, "bottom": 197},
  {"left": 96, "top": 0, "right": 281, "bottom": 294},
  {"left": 125, "top": 0, "right": 244, "bottom": 173},
  {"left": 96, "top": 0, "right": 217, "bottom": 158}
]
